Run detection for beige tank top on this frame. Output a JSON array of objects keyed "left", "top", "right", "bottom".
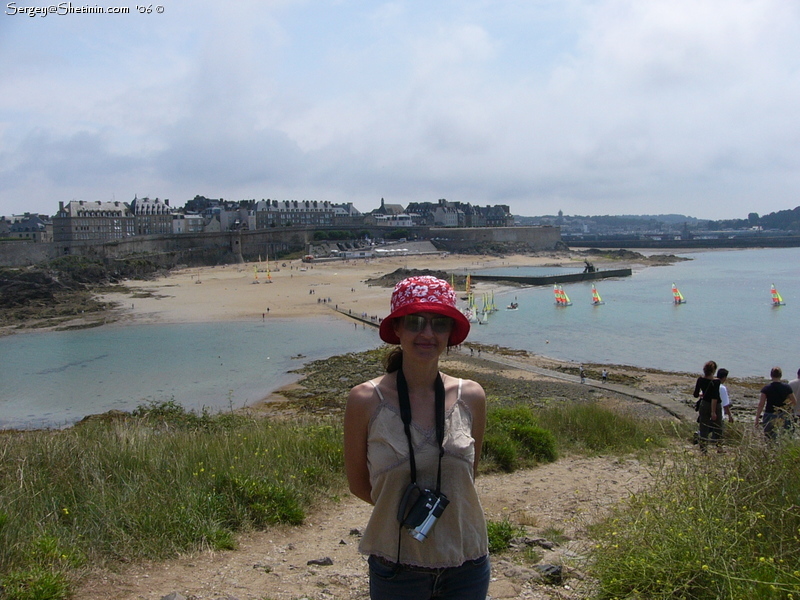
[{"left": 358, "top": 377, "right": 488, "bottom": 568}]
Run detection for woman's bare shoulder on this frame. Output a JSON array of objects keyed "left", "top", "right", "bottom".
[
  {"left": 348, "top": 374, "right": 390, "bottom": 407},
  {"left": 444, "top": 374, "right": 485, "bottom": 403}
]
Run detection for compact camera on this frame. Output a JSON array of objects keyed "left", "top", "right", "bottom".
[{"left": 398, "top": 483, "right": 450, "bottom": 542}]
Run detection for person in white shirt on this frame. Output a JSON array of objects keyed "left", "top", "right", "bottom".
[
  {"left": 712, "top": 368, "right": 734, "bottom": 447},
  {"left": 789, "top": 368, "right": 800, "bottom": 421},
  {"left": 717, "top": 368, "right": 734, "bottom": 423}
]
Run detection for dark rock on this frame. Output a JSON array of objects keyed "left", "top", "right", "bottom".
[
  {"left": 534, "top": 563, "right": 563, "bottom": 585},
  {"left": 307, "top": 556, "right": 334, "bottom": 566}
]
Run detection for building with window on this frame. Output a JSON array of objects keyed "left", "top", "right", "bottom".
[
  {"left": 53, "top": 200, "right": 134, "bottom": 243},
  {"left": 255, "top": 200, "right": 335, "bottom": 228},
  {"left": 172, "top": 213, "right": 205, "bottom": 234},
  {"left": 7, "top": 214, "right": 52, "bottom": 242},
  {"left": 130, "top": 196, "right": 173, "bottom": 235}
]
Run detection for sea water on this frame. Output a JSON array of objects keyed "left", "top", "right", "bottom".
[
  {"left": 2, "top": 247, "right": 798, "bottom": 429},
  {"left": 0, "top": 317, "right": 379, "bottom": 429},
  {"left": 468, "top": 247, "right": 800, "bottom": 378}
]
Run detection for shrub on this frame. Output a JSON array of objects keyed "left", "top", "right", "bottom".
[
  {"left": 481, "top": 406, "right": 557, "bottom": 473},
  {"left": 537, "top": 401, "right": 670, "bottom": 454},
  {"left": 486, "top": 518, "right": 525, "bottom": 554},
  {"left": 590, "top": 437, "right": 800, "bottom": 599}
]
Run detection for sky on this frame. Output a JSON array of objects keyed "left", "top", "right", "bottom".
[{"left": 1, "top": 0, "right": 799, "bottom": 220}]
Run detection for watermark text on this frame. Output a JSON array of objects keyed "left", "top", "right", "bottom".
[{"left": 6, "top": 2, "right": 165, "bottom": 16}]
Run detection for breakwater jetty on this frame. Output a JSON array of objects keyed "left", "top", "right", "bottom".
[{"left": 468, "top": 267, "right": 632, "bottom": 286}]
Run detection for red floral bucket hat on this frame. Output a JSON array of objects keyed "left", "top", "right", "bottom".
[{"left": 379, "top": 276, "right": 470, "bottom": 346}]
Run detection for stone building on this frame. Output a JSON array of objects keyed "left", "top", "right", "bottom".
[
  {"left": 130, "top": 196, "right": 173, "bottom": 235},
  {"left": 53, "top": 200, "right": 134, "bottom": 243},
  {"left": 7, "top": 214, "right": 52, "bottom": 242},
  {"left": 255, "top": 200, "right": 335, "bottom": 228}
]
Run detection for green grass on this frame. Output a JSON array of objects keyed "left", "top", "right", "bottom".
[
  {"left": 482, "top": 405, "right": 558, "bottom": 472},
  {"left": 0, "top": 402, "right": 346, "bottom": 599},
  {"left": 486, "top": 518, "right": 526, "bottom": 554},
  {"left": 536, "top": 401, "right": 677, "bottom": 455},
  {"left": 3, "top": 346, "right": 796, "bottom": 600},
  {"left": 590, "top": 436, "right": 800, "bottom": 599},
  {"left": 480, "top": 401, "right": 676, "bottom": 474}
]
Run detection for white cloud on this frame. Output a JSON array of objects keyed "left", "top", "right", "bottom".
[{"left": 1, "top": 0, "right": 799, "bottom": 219}]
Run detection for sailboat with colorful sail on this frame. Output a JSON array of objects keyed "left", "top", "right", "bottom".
[
  {"left": 672, "top": 283, "right": 686, "bottom": 304},
  {"left": 554, "top": 284, "right": 572, "bottom": 306},
  {"left": 771, "top": 284, "right": 785, "bottom": 306},
  {"left": 591, "top": 284, "right": 604, "bottom": 306}
]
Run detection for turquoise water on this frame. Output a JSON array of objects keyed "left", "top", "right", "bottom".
[
  {"left": 468, "top": 247, "right": 800, "bottom": 378},
  {"left": 2, "top": 247, "right": 797, "bottom": 429},
  {"left": 0, "top": 318, "right": 379, "bottom": 429}
]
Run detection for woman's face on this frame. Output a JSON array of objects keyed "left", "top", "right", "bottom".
[{"left": 393, "top": 312, "right": 453, "bottom": 359}]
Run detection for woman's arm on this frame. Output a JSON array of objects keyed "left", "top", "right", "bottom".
[
  {"left": 343, "top": 382, "right": 377, "bottom": 505},
  {"left": 755, "top": 393, "right": 767, "bottom": 428}
]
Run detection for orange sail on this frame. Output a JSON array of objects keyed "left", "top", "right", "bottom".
[
  {"left": 591, "top": 285, "right": 604, "bottom": 305},
  {"left": 672, "top": 283, "right": 686, "bottom": 304},
  {"left": 554, "top": 284, "right": 571, "bottom": 306},
  {"left": 771, "top": 284, "right": 785, "bottom": 306}
]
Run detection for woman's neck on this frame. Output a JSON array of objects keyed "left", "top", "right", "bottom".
[{"left": 400, "top": 358, "right": 440, "bottom": 392}]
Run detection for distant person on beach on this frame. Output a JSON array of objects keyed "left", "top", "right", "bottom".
[
  {"left": 344, "top": 276, "right": 490, "bottom": 600},
  {"left": 601, "top": 369, "right": 608, "bottom": 384},
  {"left": 693, "top": 360, "right": 720, "bottom": 452},
  {"left": 755, "top": 367, "right": 797, "bottom": 440},
  {"left": 789, "top": 368, "right": 800, "bottom": 423}
]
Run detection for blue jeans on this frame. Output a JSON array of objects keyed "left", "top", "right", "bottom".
[
  {"left": 368, "top": 554, "right": 490, "bottom": 600},
  {"left": 762, "top": 412, "right": 793, "bottom": 440}
]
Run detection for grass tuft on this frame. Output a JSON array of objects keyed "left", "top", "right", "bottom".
[
  {"left": 590, "top": 436, "right": 800, "bottom": 599},
  {"left": 486, "top": 518, "right": 526, "bottom": 554}
]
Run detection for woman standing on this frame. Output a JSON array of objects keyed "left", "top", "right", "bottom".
[
  {"left": 344, "top": 276, "right": 490, "bottom": 600},
  {"left": 693, "top": 360, "right": 720, "bottom": 451}
]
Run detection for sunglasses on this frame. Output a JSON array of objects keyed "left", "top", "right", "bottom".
[{"left": 400, "top": 314, "right": 454, "bottom": 334}]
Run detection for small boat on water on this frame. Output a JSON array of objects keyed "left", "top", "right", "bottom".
[
  {"left": 771, "top": 284, "right": 785, "bottom": 306},
  {"left": 507, "top": 302, "right": 518, "bottom": 310},
  {"left": 591, "top": 285, "right": 604, "bottom": 306},
  {"left": 672, "top": 283, "right": 686, "bottom": 304},
  {"left": 554, "top": 284, "right": 572, "bottom": 307}
]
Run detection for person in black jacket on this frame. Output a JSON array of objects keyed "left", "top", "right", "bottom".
[
  {"left": 755, "top": 367, "right": 797, "bottom": 440},
  {"left": 693, "top": 360, "right": 720, "bottom": 452}
]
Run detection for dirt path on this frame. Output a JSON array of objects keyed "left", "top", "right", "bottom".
[
  {"left": 74, "top": 349, "right": 763, "bottom": 600},
  {"left": 76, "top": 455, "right": 653, "bottom": 600}
]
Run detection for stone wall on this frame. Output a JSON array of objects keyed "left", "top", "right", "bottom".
[
  {"left": 0, "top": 241, "right": 61, "bottom": 267},
  {"left": 0, "top": 225, "right": 561, "bottom": 267},
  {"left": 427, "top": 225, "right": 562, "bottom": 251}
]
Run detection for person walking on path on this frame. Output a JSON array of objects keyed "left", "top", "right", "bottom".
[
  {"left": 693, "top": 360, "right": 720, "bottom": 452},
  {"left": 755, "top": 367, "right": 797, "bottom": 440},
  {"left": 344, "top": 276, "right": 490, "bottom": 600}
]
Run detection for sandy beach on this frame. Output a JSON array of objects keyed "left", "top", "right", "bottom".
[{"left": 105, "top": 250, "right": 592, "bottom": 326}]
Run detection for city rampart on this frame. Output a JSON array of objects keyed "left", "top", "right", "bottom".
[
  {"left": 427, "top": 226, "right": 562, "bottom": 251},
  {"left": 0, "top": 225, "right": 561, "bottom": 267}
]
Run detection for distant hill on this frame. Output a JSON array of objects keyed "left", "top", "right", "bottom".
[{"left": 516, "top": 208, "right": 800, "bottom": 232}]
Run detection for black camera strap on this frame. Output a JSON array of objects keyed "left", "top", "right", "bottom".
[
  {"left": 389, "top": 368, "right": 446, "bottom": 570},
  {"left": 396, "top": 367, "right": 446, "bottom": 493}
]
